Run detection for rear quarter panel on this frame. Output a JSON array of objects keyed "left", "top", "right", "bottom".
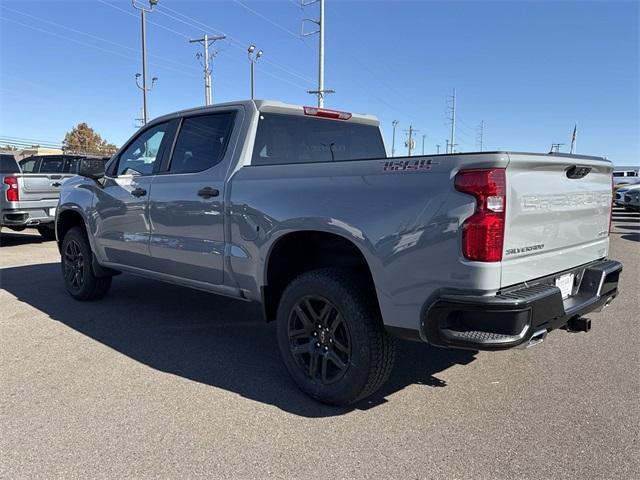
[{"left": 227, "top": 153, "right": 509, "bottom": 332}]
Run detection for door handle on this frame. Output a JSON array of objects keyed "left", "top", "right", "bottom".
[
  {"left": 131, "top": 187, "right": 147, "bottom": 198},
  {"left": 197, "top": 187, "right": 219, "bottom": 199},
  {"left": 52, "top": 182, "right": 62, "bottom": 187}
]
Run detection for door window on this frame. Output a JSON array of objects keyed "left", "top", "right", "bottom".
[
  {"left": 116, "top": 122, "right": 168, "bottom": 176},
  {"left": 168, "top": 113, "right": 234, "bottom": 174}
]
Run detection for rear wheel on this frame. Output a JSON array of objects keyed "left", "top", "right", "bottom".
[
  {"left": 37, "top": 225, "right": 56, "bottom": 240},
  {"left": 61, "top": 227, "right": 111, "bottom": 301},
  {"left": 276, "top": 268, "right": 395, "bottom": 405}
]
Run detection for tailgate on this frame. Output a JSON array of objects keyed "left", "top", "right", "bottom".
[
  {"left": 19, "top": 173, "right": 72, "bottom": 201},
  {"left": 501, "top": 154, "right": 612, "bottom": 287}
]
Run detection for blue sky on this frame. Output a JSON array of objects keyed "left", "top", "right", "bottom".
[{"left": 1, "top": 0, "right": 638, "bottom": 164}]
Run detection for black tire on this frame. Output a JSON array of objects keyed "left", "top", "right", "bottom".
[
  {"left": 276, "top": 268, "right": 396, "bottom": 406},
  {"left": 37, "top": 225, "right": 56, "bottom": 241},
  {"left": 61, "top": 227, "right": 112, "bottom": 301}
]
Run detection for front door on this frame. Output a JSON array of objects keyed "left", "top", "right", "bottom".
[
  {"left": 148, "top": 111, "right": 236, "bottom": 285},
  {"left": 94, "top": 122, "right": 171, "bottom": 269}
]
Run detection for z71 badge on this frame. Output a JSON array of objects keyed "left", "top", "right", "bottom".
[{"left": 383, "top": 158, "right": 438, "bottom": 172}]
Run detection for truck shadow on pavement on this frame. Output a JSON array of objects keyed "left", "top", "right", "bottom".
[
  {"left": 0, "top": 231, "right": 47, "bottom": 246},
  {"left": 0, "top": 262, "right": 478, "bottom": 417}
]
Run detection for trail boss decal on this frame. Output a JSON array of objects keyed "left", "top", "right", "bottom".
[{"left": 383, "top": 158, "right": 439, "bottom": 172}]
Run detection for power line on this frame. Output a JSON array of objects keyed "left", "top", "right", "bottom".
[
  {"left": 232, "top": 0, "right": 301, "bottom": 39},
  {"left": 1, "top": 5, "right": 192, "bottom": 70},
  {"left": 157, "top": 3, "right": 315, "bottom": 85}
]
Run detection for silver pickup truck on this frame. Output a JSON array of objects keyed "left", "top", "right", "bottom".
[
  {"left": 56, "top": 100, "right": 622, "bottom": 405},
  {"left": 1, "top": 154, "right": 109, "bottom": 239}
]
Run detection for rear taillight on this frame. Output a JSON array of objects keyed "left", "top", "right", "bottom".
[
  {"left": 455, "top": 168, "right": 506, "bottom": 262},
  {"left": 3, "top": 176, "right": 19, "bottom": 202}
]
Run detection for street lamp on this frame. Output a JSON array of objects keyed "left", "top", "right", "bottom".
[
  {"left": 132, "top": 0, "right": 159, "bottom": 125},
  {"left": 391, "top": 120, "right": 399, "bottom": 157},
  {"left": 248, "top": 44, "right": 263, "bottom": 100}
]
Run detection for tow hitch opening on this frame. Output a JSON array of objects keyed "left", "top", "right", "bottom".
[{"left": 565, "top": 316, "right": 591, "bottom": 333}]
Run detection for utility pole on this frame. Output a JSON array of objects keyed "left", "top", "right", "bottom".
[
  {"left": 391, "top": 120, "right": 398, "bottom": 157},
  {"left": 477, "top": 120, "right": 485, "bottom": 152},
  {"left": 447, "top": 88, "right": 457, "bottom": 153},
  {"left": 570, "top": 123, "right": 577, "bottom": 154},
  {"left": 422, "top": 134, "right": 426, "bottom": 155},
  {"left": 436, "top": 144, "right": 441, "bottom": 154},
  {"left": 132, "top": 0, "right": 159, "bottom": 125},
  {"left": 247, "top": 45, "right": 263, "bottom": 100},
  {"left": 404, "top": 125, "right": 419, "bottom": 157},
  {"left": 190, "top": 34, "right": 225, "bottom": 106},
  {"left": 302, "top": 0, "right": 334, "bottom": 107}
]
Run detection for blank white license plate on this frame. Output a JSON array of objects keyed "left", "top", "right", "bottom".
[
  {"left": 555, "top": 273, "right": 575, "bottom": 299},
  {"left": 49, "top": 207, "right": 56, "bottom": 217}
]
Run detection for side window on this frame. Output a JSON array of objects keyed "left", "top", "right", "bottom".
[
  {"left": 63, "top": 157, "right": 81, "bottom": 173},
  {"left": 19, "top": 158, "right": 38, "bottom": 173},
  {"left": 39, "top": 157, "right": 64, "bottom": 173},
  {"left": 116, "top": 122, "right": 168, "bottom": 176},
  {"left": 169, "top": 113, "right": 234, "bottom": 174}
]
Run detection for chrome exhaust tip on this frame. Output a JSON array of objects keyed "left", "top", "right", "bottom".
[{"left": 518, "top": 328, "right": 547, "bottom": 349}]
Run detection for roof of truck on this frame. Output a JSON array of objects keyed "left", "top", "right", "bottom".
[{"left": 151, "top": 100, "right": 380, "bottom": 127}]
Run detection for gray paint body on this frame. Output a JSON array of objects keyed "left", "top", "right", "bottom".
[{"left": 57, "top": 100, "right": 614, "bottom": 339}]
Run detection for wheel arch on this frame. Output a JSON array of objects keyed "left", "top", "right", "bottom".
[{"left": 261, "top": 229, "right": 381, "bottom": 323}]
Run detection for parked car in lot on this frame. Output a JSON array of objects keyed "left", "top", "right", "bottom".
[
  {"left": 613, "top": 168, "right": 639, "bottom": 186},
  {"left": 1, "top": 154, "right": 109, "bottom": 239},
  {"left": 614, "top": 183, "right": 640, "bottom": 207},
  {"left": 623, "top": 189, "right": 640, "bottom": 211},
  {"left": 56, "top": 100, "right": 622, "bottom": 405}
]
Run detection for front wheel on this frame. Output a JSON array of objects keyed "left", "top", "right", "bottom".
[
  {"left": 61, "top": 227, "right": 112, "bottom": 301},
  {"left": 276, "top": 268, "right": 396, "bottom": 405}
]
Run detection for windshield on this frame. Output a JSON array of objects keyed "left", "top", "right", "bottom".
[{"left": 251, "top": 113, "right": 386, "bottom": 166}]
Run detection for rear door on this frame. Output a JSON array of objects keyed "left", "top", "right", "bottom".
[
  {"left": 147, "top": 110, "right": 238, "bottom": 284},
  {"left": 501, "top": 154, "right": 612, "bottom": 287}
]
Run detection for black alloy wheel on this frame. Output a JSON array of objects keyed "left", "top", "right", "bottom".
[
  {"left": 63, "top": 238, "right": 85, "bottom": 292},
  {"left": 288, "top": 295, "right": 352, "bottom": 385}
]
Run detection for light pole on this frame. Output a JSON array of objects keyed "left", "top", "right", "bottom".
[
  {"left": 248, "top": 45, "right": 263, "bottom": 100},
  {"left": 391, "top": 120, "right": 398, "bottom": 157},
  {"left": 422, "top": 134, "right": 426, "bottom": 155},
  {"left": 132, "top": 0, "right": 158, "bottom": 125}
]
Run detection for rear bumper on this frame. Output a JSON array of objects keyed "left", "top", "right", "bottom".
[
  {"left": 423, "top": 259, "right": 622, "bottom": 351},
  {"left": 1, "top": 207, "right": 55, "bottom": 228}
]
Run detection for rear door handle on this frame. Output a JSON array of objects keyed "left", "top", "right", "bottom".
[
  {"left": 197, "top": 187, "right": 219, "bottom": 199},
  {"left": 131, "top": 187, "right": 147, "bottom": 198}
]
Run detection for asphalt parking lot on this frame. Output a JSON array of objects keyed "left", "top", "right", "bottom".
[{"left": 1, "top": 209, "right": 638, "bottom": 479}]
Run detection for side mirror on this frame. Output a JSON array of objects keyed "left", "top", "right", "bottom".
[{"left": 78, "top": 158, "right": 106, "bottom": 180}]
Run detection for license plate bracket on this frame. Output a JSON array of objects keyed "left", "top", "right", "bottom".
[{"left": 555, "top": 273, "right": 575, "bottom": 300}]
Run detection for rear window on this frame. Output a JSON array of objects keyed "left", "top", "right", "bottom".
[
  {"left": 39, "top": 156, "right": 64, "bottom": 173},
  {"left": 251, "top": 113, "right": 386, "bottom": 166},
  {"left": 0, "top": 154, "right": 20, "bottom": 173},
  {"left": 19, "top": 157, "right": 38, "bottom": 173}
]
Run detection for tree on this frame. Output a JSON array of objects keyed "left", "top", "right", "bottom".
[{"left": 62, "top": 123, "right": 118, "bottom": 156}]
